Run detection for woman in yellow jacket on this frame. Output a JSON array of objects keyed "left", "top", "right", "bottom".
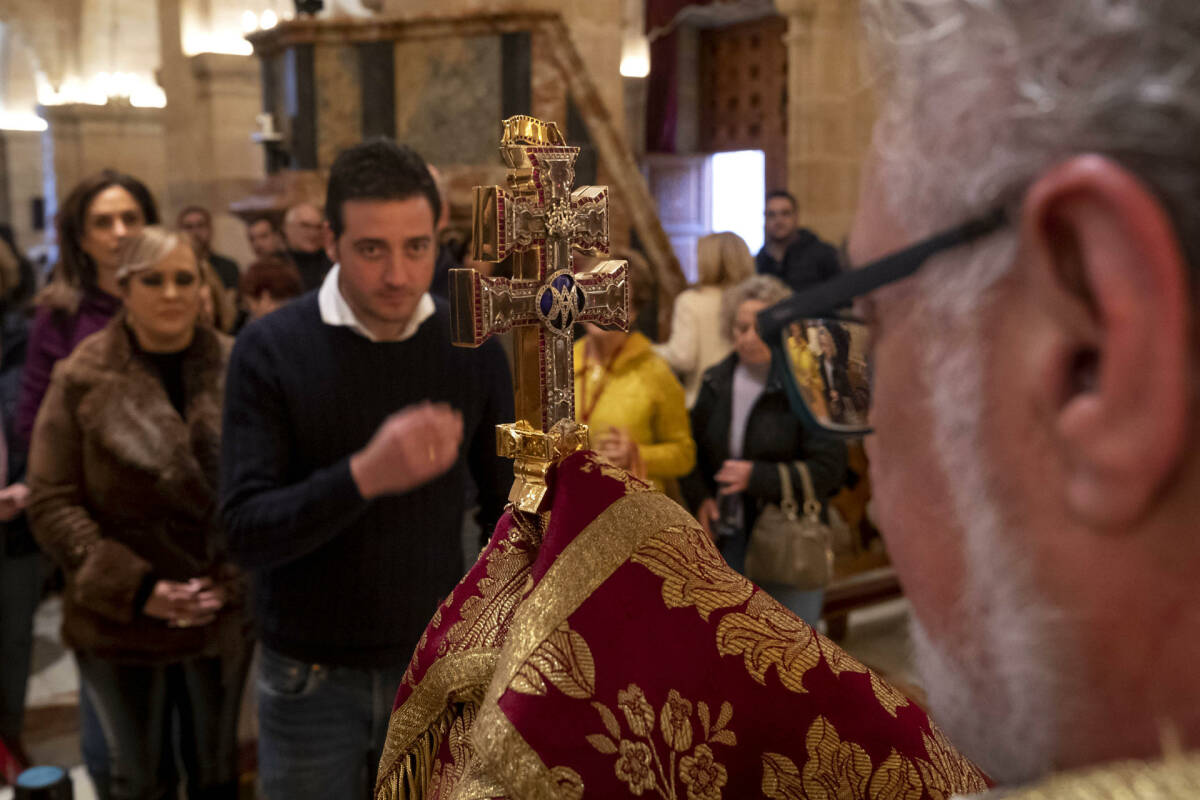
[{"left": 573, "top": 259, "right": 695, "bottom": 491}]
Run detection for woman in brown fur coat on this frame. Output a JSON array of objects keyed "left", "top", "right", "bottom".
[{"left": 27, "top": 226, "right": 249, "bottom": 800}]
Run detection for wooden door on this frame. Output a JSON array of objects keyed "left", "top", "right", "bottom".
[{"left": 644, "top": 153, "right": 711, "bottom": 284}]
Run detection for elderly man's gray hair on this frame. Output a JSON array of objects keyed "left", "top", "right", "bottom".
[{"left": 865, "top": 0, "right": 1200, "bottom": 281}]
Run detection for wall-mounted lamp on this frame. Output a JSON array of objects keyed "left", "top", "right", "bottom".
[{"left": 620, "top": 32, "right": 651, "bottom": 78}]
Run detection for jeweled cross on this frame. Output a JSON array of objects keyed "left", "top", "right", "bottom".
[{"left": 448, "top": 115, "right": 631, "bottom": 512}]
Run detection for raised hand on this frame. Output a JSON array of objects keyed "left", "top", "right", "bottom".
[{"left": 350, "top": 401, "right": 464, "bottom": 499}]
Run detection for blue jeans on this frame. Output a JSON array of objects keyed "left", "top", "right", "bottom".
[
  {"left": 76, "top": 650, "right": 249, "bottom": 800},
  {"left": 0, "top": 551, "right": 41, "bottom": 745},
  {"left": 719, "top": 532, "right": 825, "bottom": 627},
  {"left": 256, "top": 646, "right": 408, "bottom": 800}
]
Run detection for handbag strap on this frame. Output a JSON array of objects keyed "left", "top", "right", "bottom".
[
  {"left": 775, "top": 462, "right": 799, "bottom": 518},
  {"left": 792, "top": 461, "right": 824, "bottom": 519}
]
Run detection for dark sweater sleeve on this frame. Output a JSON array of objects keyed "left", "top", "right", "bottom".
[
  {"left": 469, "top": 340, "right": 515, "bottom": 540},
  {"left": 15, "top": 309, "right": 64, "bottom": 446},
  {"left": 219, "top": 324, "right": 371, "bottom": 570}
]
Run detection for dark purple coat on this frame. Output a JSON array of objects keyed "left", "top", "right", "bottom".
[{"left": 15, "top": 289, "right": 121, "bottom": 445}]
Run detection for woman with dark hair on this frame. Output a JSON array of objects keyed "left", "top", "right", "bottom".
[
  {"left": 28, "top": 226, "right": 249, "bottom": 800},
  {"left": 14, "top": 170, "right": 159, "bottom": 445},
  {"left": 12, "top": 170, "right": 157, "bottom": 795}
]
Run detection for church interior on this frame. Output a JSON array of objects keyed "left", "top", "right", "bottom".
[{"left": 0, "top": 0, "right": 915, "bottom": 795}]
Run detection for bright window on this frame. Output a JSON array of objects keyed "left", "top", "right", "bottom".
[{"left": 709, "top": 150, "right": 765, "bottom": 255}]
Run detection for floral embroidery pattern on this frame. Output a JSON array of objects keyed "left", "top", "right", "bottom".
[
  {"left": 589, "top": 683, "right": 735, "bottom": 799},
  {"left": 633, "top": 524, "right": 912, "bottom": 718},
  {"left": 917, "top": 725, "right": 990, "bottom": 799},
  {"left": 631, "top": 525, "right": 754, "bottom": 621},
  {"left": 439, "top": 531, "right": 535, "bottom": 657},
  {"left": 616, "top": 740, "right": 657, "bottom": 795},
  {"left": 619, "top": 685, "right": 657, "bottom": 737},
  {"left": 680, "top": 744, "right": 728, "bottom": 800},
  {"left": 763, "top": 716, "right": 986, "bottom": 800}
]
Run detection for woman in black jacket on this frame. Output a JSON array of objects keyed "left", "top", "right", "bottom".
[{"left": 681, "top": 275, "right": 846, "bottom": 625}]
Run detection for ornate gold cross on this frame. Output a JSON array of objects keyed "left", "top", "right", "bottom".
[{"left": 449, "top": 115, "right": 631, "bottom": 512}]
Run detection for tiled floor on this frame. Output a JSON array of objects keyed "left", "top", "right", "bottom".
[{"left": 3, "top": 593, "right": 916, "bottom": 798}]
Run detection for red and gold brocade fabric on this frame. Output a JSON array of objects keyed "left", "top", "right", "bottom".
[{"left": 375, "top": 452, "right": 990, "bottom": 800}]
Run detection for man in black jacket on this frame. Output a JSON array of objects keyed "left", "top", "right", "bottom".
[
  {"left": 221, "top": 140, "right": 513, "bottom": 799},
  {"left": 755, "top": 190, "right": 841, "bottom": 292},
  {"left": 282, "top": 202, "right": 335, "bottom": 290},
  {"left": 178, "top": 205, "right": 241, "bottom": 290}
]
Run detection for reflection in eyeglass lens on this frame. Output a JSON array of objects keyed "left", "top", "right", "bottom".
[{"left": 783, "top": 320, "right": 871, "bottom": 430}]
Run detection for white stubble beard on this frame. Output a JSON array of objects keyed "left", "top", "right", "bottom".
[{"left": 910, "top": 295, "right": 1068, "bottom": 786}]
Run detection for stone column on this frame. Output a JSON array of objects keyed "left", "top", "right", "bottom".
[
  {"left": 0, "top": 129, "right": 47, "bottom": 253},
  {"left": 159, "top": 0, "right": 263, "bottom": 264},
  {"left": 40, "top": 101, "right": 170, "bottom": 214},
  {"left": 775, "top": 0, "right": 874, "bottom": 242}
]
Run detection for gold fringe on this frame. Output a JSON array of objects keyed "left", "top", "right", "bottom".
[{"left": 375, "top": 706, "right": 453, "bottom": 800}]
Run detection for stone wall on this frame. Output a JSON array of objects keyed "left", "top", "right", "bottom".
[
  {"left": 41, "top": 102, "right": 169, "bottom": 214},
  {"left": 0, "top": 129, "right": 46, "bottom": 255},
  {"left": 776, "top": 0, "right": 874, "bottom": 242}
]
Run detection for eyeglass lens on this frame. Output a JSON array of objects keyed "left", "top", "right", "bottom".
[{"left": 781, "top": 319, "right": 872, "bottom": 435}]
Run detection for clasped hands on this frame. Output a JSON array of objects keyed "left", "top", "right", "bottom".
[
  {"left": 0, "top": 482, "right": 30, "bottom": 522},
  {"left": 144, "top": 578, "right": 225, "bottom": 628},
  {"left": 596, "top": 426, "right": 639, "bottom": 471}
]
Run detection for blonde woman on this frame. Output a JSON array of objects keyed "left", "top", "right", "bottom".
[
  {"left": 29, "top": 226, "right": 248, "bottom": 799},
  {"left": 653, "top": 232, "right": 754, "bottom": 406}
]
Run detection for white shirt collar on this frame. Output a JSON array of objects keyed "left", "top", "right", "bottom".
[{"left": 317, "top": 263, "right": 436, "bottom": 343}]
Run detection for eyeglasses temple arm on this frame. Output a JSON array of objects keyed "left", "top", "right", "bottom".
[{"left": 757, "top": 207, "right": 1007, "bottom": 341}]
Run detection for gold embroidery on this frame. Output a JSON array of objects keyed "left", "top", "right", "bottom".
[
  {"left": 716, "top": 592, "right": 822, "bottom": 694},
  {"left": 630, "top": 522, "right": 916, "bottom": 720},
  {"left": 510, "top": 622, "right": 597, "bottom": 699},
  {"left": 660, "top": 690, "right": 694, "bottom": 753},
  {"left": 867, "top": 751, "right": 924, "bottom": 800},
  {"left": 426, "top": 703, "right": 475, "bottom": 799},
  {"left": 868, "top": 672, "right": 911, "bottom": 719},
  {"left": 378, "top": 522, "right": 540, "bottom": 795},
  {"left": 680, "top": 744, "right": 728, "bottom": 800},
  {"left": 404, "top": 591, "right": 454, "bottom": 690},
  {"left": 588, "top": 684, "right": 735, "bottom": 800},
  {"left": 615, "top": 740, "right": 657, "bottom": 795},
  {"left": 376, "top": 651, "right": 499, "bottom": 798},
  {"left": 803, "top": 715, "right": 873, "bottom": 798},
  {"left": 917, "top": 724, "right": 989, "bottom": 799},
  {"left": 631, "top": 525, "right": 754, "bottom": 621},
  {"left": 764, "top": 717, "right": 990, "bottom": 800},
  {"left": 761, "top": 752, "right": 805, "bottom": 800},
  {"left": 440, "top": 534, "right": 535, "bottom": 657},
  {"left": 618, "top": 685, "right": 657, "bottom": 738},
  {"left": 472, "top": 491, "right": 689, "bottom": 800},
  {"left": 579, "top": 451, "right": 655, "bottom": 494},
  {"left": 547, "top": 766, "right": 585, "bottom": 800}
]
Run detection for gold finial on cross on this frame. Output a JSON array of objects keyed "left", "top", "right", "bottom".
[{"left": 449, "top": 115, "right": 631, "bottom": 512}]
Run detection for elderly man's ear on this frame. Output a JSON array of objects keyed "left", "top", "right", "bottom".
[{"left": 1021, "top": 155, "right": 1192, "bottom": 530}]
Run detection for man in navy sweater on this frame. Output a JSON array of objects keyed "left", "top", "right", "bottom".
[{"left": 220, "top": 140, "right": 514, "bottom": 798}]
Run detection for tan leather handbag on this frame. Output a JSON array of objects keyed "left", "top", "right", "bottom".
[{"left": 744, "top": 462, "right": 835, "bottom": 590}]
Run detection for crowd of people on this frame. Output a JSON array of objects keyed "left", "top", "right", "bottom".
[
  {"left": 0, "top": 132, "right": 857, "bottom": 797},
  {"left": 2, "top": 2, "right": 1194, "bottom": 797}
]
